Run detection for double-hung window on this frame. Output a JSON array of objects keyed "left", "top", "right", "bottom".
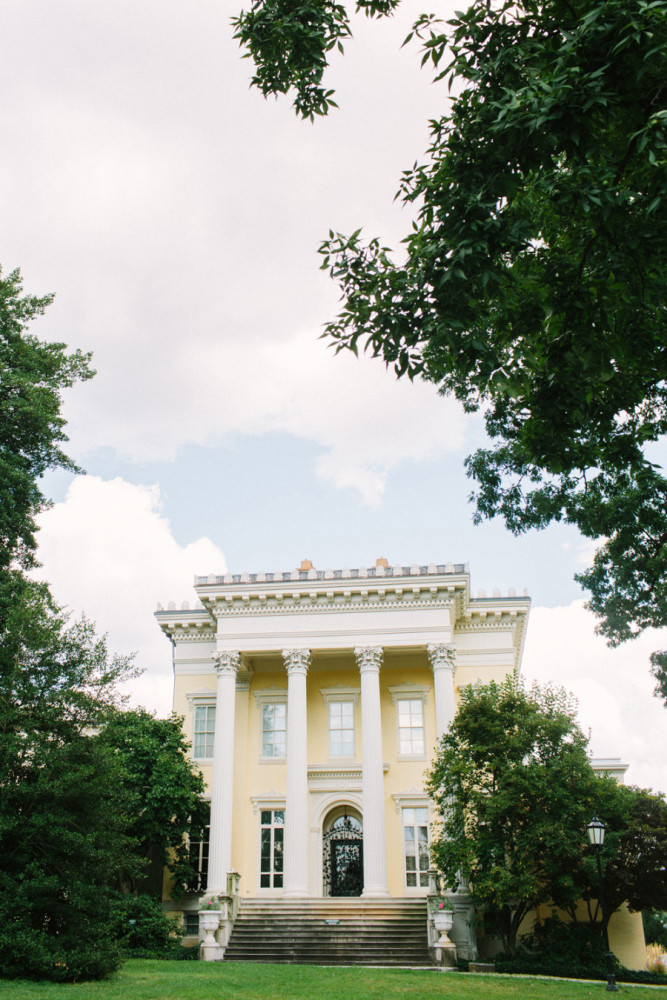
[
  {"left": 397, "top": 698, "right": 425, "bottom": 755},
  {"left": 260, "top": 809, "right": 285, "bottom": 888},
  {"left": 262, "top": 702, "right": 286, "bottom": 758},
  {"left": 193, "top": 705, "right": 216, "bottom": 759},
  {"left": 329, "top": 700, "right": 355, "bottom": 757},
  {"left": 320, "top": 688, "right": 359, "bottom": 761}
]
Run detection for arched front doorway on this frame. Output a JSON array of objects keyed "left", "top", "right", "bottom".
[{"left": 322, "top": 806, "right": 363, "bottom": 897}]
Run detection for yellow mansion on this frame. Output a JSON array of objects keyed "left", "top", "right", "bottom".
[{"left": 155, "top": 558, "right": 645, "bottom": 968}]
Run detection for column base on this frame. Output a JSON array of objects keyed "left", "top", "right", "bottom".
[
  {"left": 283, "top": 888, "right": 311, "bottom": 898},
  {"left": 361, "top": 886, "right": 391, "bottom": 898}
]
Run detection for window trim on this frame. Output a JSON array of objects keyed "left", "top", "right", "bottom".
[
  {"left": 320, "top": 687, "right": 359, "bottom": 761},
  {"left": 258, "top": 806, "right": 286, "bottom": 892},
  {"left": 191, "top": 700, "right": 216, "bottom": 761},
  {"left": 399, "top": 800, "right": 431, "bottom": 893},
  {"left": 253, "top": 689, "right": 288, "bottom": 761},
  {"left": 388, "top": 686, "right": 429, "bottom": 760}
]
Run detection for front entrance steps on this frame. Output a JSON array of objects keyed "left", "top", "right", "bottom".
[{"left": 224, "top": 897, "right": 432, "bottom": 966}]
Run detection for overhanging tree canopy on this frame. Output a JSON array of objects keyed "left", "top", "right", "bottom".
[{"left": 232, "top": 0, "right": 667, "bottom": 697}]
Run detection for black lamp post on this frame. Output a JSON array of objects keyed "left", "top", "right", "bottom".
[{"left": 586, "top": 816, "right": 619, "bottom": 992}]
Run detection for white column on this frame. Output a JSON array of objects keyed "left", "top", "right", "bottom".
[
  {"left": 206, "top": 650, "right": 240, "bottom": 894},
  {"left": 427, "top": 643, "right": 457, "bottom": 739},
  {"left": 355, "top": 646, "right": 389, "bottom": 897},
  {"left": 283, "top": 648, "right": 311, "bottom": 897}
]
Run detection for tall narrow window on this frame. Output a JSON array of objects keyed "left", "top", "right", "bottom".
[
  {"left": 262, "top": 703, "right": 286, "bottom": 757},
  {"left": 260, "top": 809, "right": 285, "bottom": 888},
  {"left": 397, "top": 698, "right": 425, "bottom": 755},
  {"left": 194, "top": 705, "right": 216, "bottom": 759},
  {"left": 186, "top": 801, "right": 210, "bottom": 893},
  {"left": 329, "top": 700, "right": 355, "bottom": 757},
  {"left": 403, "top": 807, "right": 429, "bottom": 888}
]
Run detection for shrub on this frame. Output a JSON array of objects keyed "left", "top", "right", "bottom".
[
  {"left": 110, "top": 894, "right": 192, "bottom": 959},
  {"left": 493, "top": 915, "right": 667, "bottom": 985}
]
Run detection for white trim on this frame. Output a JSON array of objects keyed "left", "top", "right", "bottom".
[
  {"left": 185, "top": 689, "right": 216, "bottom": 709},
  {"left": 392, "top": 792, "right": 431, "bottom": 814},
  {"left": 253, "top": 690, "right": 288, "bottom": 761},
  {"left": 388, "top": 684, "right": 430, "bottom": 706},
  {"left": 191, "top": 702, "right": 216, "bottom": 761},
  {"left": 319, "top": 686, "right": 360, "bottom": 705},
  {"left": 399, "top": 800, "right": 432, "bottom": 892},
  {"left": 392, "top": 691, "right": 428, "bottom": 759},
  {"left": 322, "top": 691, "right": 359, "bottom": 761},
  {"left": 252, "top": 687, "right": 287, "bottom": 707},
  {"left": 251, "top": 795, "right": 286, "bottom": 814}
]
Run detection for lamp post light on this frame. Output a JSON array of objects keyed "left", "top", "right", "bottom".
[{"left": 586, "top": 816, "right": 619, "bottom": 992}]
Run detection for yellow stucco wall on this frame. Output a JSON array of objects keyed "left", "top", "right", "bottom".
[{"left": 174, "top": 655, "right": 443, "bottom": 898}]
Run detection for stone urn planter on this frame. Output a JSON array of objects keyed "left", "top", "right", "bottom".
[
  {"left": 199, "top": 906, "right": 223, "bottom": 961},
  {"left": 433, "top": 909, "right": 454, "bottom": 945}
]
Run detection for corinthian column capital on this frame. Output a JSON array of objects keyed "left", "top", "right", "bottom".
[
  {"left": 282, "top": 648, "right": 311, "bottom": 676},
  {"left": 354, "top": 646, "right": 383, "bottom": 673},
  {"left": 214, "top": 650, "right": 241, "bottom": 676},
  {"left": 427, "top": 643, "right": 456, "bottom": 670}
]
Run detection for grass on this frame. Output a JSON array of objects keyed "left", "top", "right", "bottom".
[{"left": 0, "top": 960, "right": 665, "bottom": 1000}]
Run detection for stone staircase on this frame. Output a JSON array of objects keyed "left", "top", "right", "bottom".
[{"left": 224, "top": 898, "right": 432, "bottom": 966}]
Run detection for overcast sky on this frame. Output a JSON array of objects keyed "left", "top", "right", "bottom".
[{"left": 3, "top": 0, "right": 665, "bottom": 795}]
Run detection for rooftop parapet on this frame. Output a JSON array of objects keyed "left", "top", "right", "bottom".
[{"left": 194, "top": 562, "right": 469, "bottom": 587}]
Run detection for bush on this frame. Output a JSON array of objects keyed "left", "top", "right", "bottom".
[
  {"left": 495, "top": 916, "right": 617, "bottom": 979},
  {"left": 0, "top": 875, "right": 123, "bottom": 983},
  {"left": 493, "top": 916, "right": 667, "bottom": 985},
  {"left": 109, "top": 894, "right": 193, "bottom": 959}
]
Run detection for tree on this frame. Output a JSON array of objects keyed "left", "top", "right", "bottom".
[
  {"left": 425, "top": 678, "right": 603, "bottom": 953},
  {"left": 425, "top": 678, "right": 667, "bottom": 955},
  {"left": 0, "top": 267, "right": 93, "bottom": 576},
  {"left": 588, "top": 783, "right": 667, "bottom": 930},
  {"left": 98, "top": 710, "right": 207, "bottom": 897},
  {"left": 232, "top": 0, "right": 667, "bottom": 696},
  {"left": 0, "top": 269, "right": 207, "bottom": 978},
  {"left": 0, "top": 266, "right": 93, "bottom": 655},
  {"left": 0, "top": 583, "right": 140, "bottom": 982}
]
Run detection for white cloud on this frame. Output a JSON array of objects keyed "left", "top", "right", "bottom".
[
  {"left": 35, "top": 476, "right": 227, "bottom": 716},
  {"left": 523, "top": 602, "right": 667, "bottom": 795},
  {"left": 1, "top": 0, "right": 464, "bottom": 508},
  {"left": 63, "top": 330, "right": 468, "bottom": 508}
]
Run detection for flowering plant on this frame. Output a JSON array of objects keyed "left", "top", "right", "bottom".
[
  {"left": 199, "top": 894, "right": 222, "bottom": 911},
  {"left": 428, "top": 895, "right": 455, "bottom": 914}
]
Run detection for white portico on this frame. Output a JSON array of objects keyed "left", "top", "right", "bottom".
[{"left": 156, "top": 561, "right": 530, "bottom": 904}]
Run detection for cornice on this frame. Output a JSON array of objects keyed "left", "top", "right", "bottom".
[
  {"left": 155, "top": 608, "right": 215, "bottom": 644},
  {"left": 169, "top": 632, "right": 216, "bottom": 645},
  {"left": 199, "top": 590, "right": 459, "bottom": 618}
]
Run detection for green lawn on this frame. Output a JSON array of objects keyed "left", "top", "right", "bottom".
[{"left": 0, "top": 961, "right": 664, "bottom": 1000}]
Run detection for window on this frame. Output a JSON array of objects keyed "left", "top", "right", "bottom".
[
  {"left": 186, "top": 802, "right": 210, "bottom": 893},
  {"left": 397, "top": 698, "right": 425, "bottom": 755},
  {"left": 194, "top": 705, "right": 215, "bottom": 759},
  {"left": 260, "top": 809, "right": 284, "bottom": 888},
  {"left": 183, "top": 911, "right": 199, "bottom": 936},
  {"left": 403, "top": 807, "right": 429, "bottom": 888},
  {"left": 262, "top": 703, "right": 286, "bottom": 757},
  {"left": 329, "top": 700, "right": 355, "bottom": 757}
]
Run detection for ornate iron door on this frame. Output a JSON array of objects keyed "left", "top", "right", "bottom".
[{"left": 331, "top": 839, "right": 363, "bottom": 896}]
